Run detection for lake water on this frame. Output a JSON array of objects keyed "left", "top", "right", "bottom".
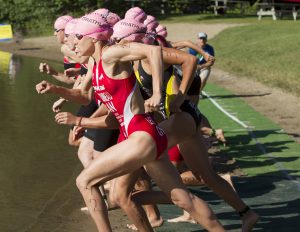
[{"left": 0, "top": 52, "right": 100, "bottom": 232}]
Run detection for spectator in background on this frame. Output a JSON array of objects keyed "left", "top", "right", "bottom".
[{"left": 188, "top": 32, "right": 214, "bottom": 93}]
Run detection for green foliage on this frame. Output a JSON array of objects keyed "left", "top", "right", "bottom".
[
  {"left": 0, "top": 0, "right": 213, "bottom": 35},
  {"left": 0, "top": 1, "right": 256, "bottom": 36},
  {"left": 0, "top": 0, "right": 106, "bottom": 35}
]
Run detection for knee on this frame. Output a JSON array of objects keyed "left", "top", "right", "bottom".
[
  {"left": 76, "top": 173, "right": 89, "bottom": 192},
  {"left": 170, "top": 190, "right": 194, "bottom": 212}
]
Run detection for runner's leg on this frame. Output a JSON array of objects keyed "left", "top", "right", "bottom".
[
  {"left": 144, "top": 155, "right": 224, "bottom": 232},
  {"left": 75, "top": 133, "right": 157, "bottom": 232}
]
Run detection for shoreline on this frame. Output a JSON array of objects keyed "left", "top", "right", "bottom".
[{"left": 0, "top": 36, "right": 63, "bottom": 62}]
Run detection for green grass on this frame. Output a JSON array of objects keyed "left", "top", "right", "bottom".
[{"left": 210, "top": 20, "right": 300, "bottom": 96}]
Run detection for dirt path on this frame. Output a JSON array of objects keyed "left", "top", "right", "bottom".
[
  {"left": 164, "top": 22, "right": 244, "bottom": 41},
  {"left": 1, "top": 22, "right": 299, "bottom": 143}
]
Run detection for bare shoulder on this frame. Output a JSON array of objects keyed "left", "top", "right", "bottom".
[
  {"left": 103, "top": 42, "right": 144, "bottom": 54},
  {"left": 102, "top": 42, "right": 153, "bottom": 63}
]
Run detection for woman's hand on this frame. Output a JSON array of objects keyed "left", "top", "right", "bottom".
[
  {"left": 55, "top": 112, "right": 78, "bottom": 125},
  {"left": 144, "top": 93, "right": 162, "bottom": 113},
  {"left": 64, "top": 67, "right": 80, "bottom": 77},
  {"left": 36, "top": 80, "right": 55, "bottom": 94},
  {"left": 39, "top": 63, "right": 57, "bottom": 76},
  {"left": 52, "top": 98, "right": 66, "bottom": 112},
  {"left": 72, "top": 126, "right": 85, "bottom": 140}
]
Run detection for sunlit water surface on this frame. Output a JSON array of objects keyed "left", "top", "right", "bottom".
[{"left": 0, "top": 52, "right": 101, "bottom": 232}]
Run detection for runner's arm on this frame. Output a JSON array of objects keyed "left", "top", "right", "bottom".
[
  {"left": 162, "top": 47, "right": 197, "bottom": 95},
  {"left": 36, "top": 58, "right": 94, "bottom": 105},
  {"left": 171, "top": 40, "right": 214, "bottom": 62},
  {"left": 55, "top": 106, "right": 119, "bottom": 129},
  {"left": 79, "top": 112, "right": 119, "bottom": 129},
  {"left": 39, "top": 62, "right": 76, "bottom": 84}
]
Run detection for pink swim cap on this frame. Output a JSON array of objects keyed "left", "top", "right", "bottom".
[
  {"left": 112, "top": 18, "right": 146, "bottom": 42},
  {"left": 54, "top": 15, "right": 73, "bottom": 30},
  {"left": 155, "top": 24, "right": 168, "bottom": 38},
  {"left": 65, "top": 18, "right": 78, "bottom": 35},
  {"left": 144, "top": 15, "right": 159, "bottom": 32},
  {"left": 94, "top": 8, "right": 110, "bottom": 16},
  {"left": 125, "top": 7, "right": 147, "bottom": 23},
  {"left": 107, "top": 12, "right": 121, "bottom": 26},
  {"left": 75, "top": 13, "right": 113, "bottom": 41},
  {"left": 94, "top": 8, "right": 120, "bottom": 26}
]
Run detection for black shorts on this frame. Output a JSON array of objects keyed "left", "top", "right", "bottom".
[
  {"left": 179, "top": 100, "right": 202, "bottom": 128},
  {"left": 74, "top": 99, "right": 119, "bottom": 151},
  {"left": 187, "top": 75, "right": 201, "bottom": 96},
  {"left": 187, "top": 74, "right": 201, "bottom": 96},
  {"left": 79, "top": 99, "right": 98, "bottom": 140},
  {"left": 83, "top": 128, "right": 97, "bottom": 141},
  {"left": 174, "top": 65, "right": 201, "bottom": 96},
  {"left": 71, "top": 99, "right": 99, "bottom": 132},
  {"left": 76, "top": 99, "right": 98, "bottom": 117},
  {"left": 93, "top": 129, "right": 120, "bottom": 152}
]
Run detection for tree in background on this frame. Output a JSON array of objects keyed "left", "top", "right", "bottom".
[{"left": 1, "top": 0, "right": 256, "bottom": 36}]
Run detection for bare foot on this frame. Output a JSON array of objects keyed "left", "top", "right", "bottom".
[
  {"left": 241, "top": 209, "right": 259, "bottom": 232},
  {"left": 149, "top": 216, "right": 163, "bottom": 228},
  {"left": 215, "top": 129, "right": 226, "bottom": 146},
  {"left": 167, "top": 212, "right": 197, "bottom": 224},
  {"left": 126, "top": 217, "right": 163, "bottom": 230}
]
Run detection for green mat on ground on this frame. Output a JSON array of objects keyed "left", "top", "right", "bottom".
[{"left": 155, "top": 83, "right": 300, "bottom": 231}]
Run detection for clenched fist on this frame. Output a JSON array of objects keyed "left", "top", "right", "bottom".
[{"left": 36, "top": 80, "right": 55, "bottom": 94}]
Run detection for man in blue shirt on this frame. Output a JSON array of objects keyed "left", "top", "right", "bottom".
[{"left": 188, "top": 32, "right": 215, "bottom": 92}]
